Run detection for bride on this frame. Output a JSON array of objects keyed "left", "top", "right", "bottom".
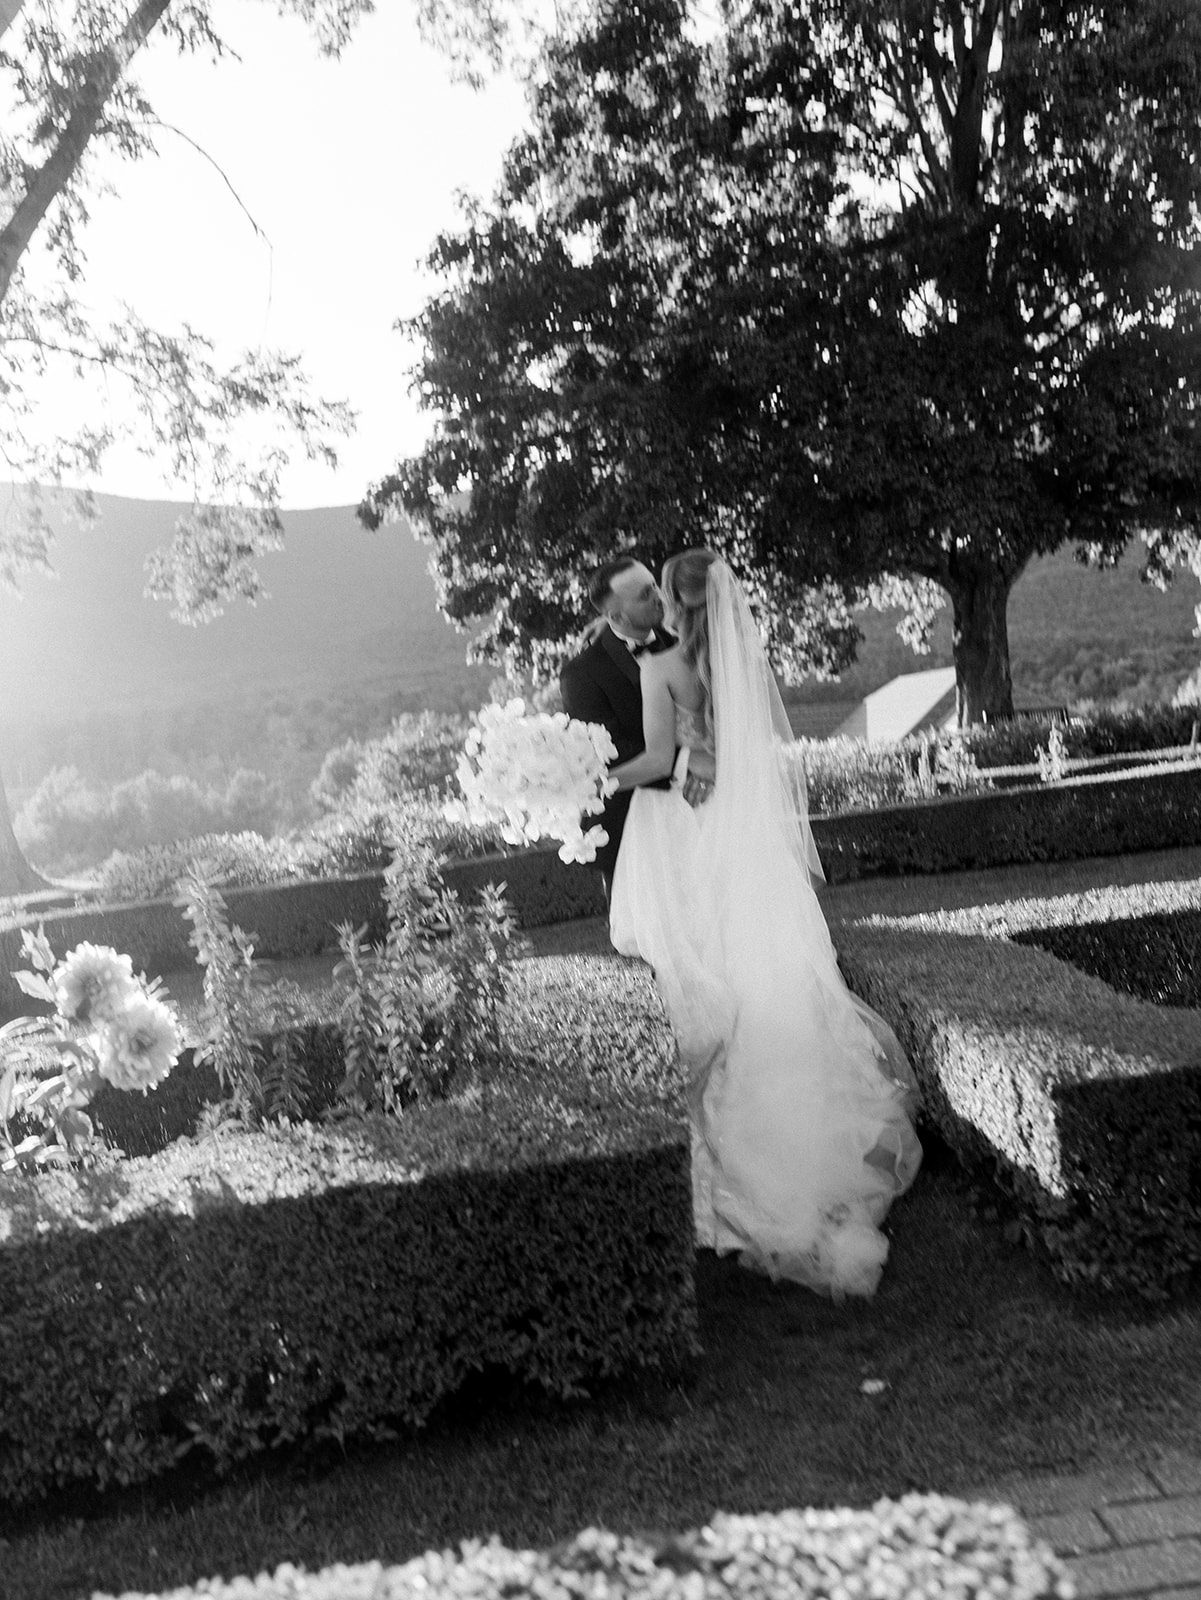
[{"left": 605, "top": 548, "right": 922, "bottom": 1299}]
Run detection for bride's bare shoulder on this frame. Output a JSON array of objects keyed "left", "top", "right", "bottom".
[
  {"left": 642, "top": 644, "right": 689, "bottom": 680},
  {"left": 652, "top": 645, "right": 704, "bottom": 705}
]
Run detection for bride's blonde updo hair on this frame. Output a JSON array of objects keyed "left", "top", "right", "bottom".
[{"left": 662, "top": 547, "right": 720, "bottom": 744}]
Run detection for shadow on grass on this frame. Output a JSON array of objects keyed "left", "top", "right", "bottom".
[{"left": 6, "top": 1131, "right": 1200, "bottom": 1600}]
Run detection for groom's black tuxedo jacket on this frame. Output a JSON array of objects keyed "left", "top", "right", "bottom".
[{"left": 559, "top": 623, "right": 675, "bottom": 878}]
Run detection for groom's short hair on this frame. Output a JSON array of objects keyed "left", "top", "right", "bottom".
[{"left": 587, "top": 552, "right": 642, "bottom": 613}]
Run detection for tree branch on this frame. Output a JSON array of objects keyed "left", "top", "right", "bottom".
[
  {"left": 133, "top": 117, "right": 270, "bottom": 244},
  {"left": 0, "top": 0, "right": 173, "bottom": 304},
  {"left": 887, "top": 31, "right": 949, "bottom": 199},
  {"left": 921, "top": 3, "right": 957, "bottom": 139}
]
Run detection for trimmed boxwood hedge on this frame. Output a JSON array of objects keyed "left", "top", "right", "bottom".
[
  {"left": 1012, "top": 912, "right": 1201, "bottom": 1009},
  {"left": 835, "top": 920, "right": 1201, "bottom": 1298},
  {"left": 0, "top": 1073, "right": 695, "bottom": 1508},
  {"left": 960, "top": 701, "right": 1201, "bottom": 767},
  {"left": 812, "top": 758, "right": 1201, "bottom": 883},
  {"left": 0, "top": 873, "right": 390, "bottom": 1019}
]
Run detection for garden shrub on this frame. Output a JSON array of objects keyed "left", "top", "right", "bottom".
[
  {"left": 96, "top": 831, "right": 305, "bottom": 905},
  {"left": 175, "top": 868, "right": 328, "bottom": 1130},
  {"left": 958, "top": 700, "right": 1201, "bottom": 768},
  {"left": 812, "top": 759, "right": 1201, "bottom": 882},
  {"left": 87, "top": 1027, "right": 340, "bottom": 1159},
  {"left": 0, "top": 931, "right": 187, "bottom": 1176},
  {"left": 0, "top": 825, "right": 689, "bottom": 1510},
  {"left": 1013, "top": 912, "right": 1201, "bottom": 1010},
  {"left": 784, "top": 701, "right": 1199, "bottom": 812},
  {"left": 90, "top": 794, "right": 501, "bottom": 907},
  {"left": 791, "top": 733, "right": 987, "bottom": 817},
  {"left": 309, "top": 710, "right": 470, "bottom": 812},
  {"left": 0, "top": 1082, "right": 694, "bottom": 1507},
  {"left": 441, "top": 845, "right": 607, "bottom": 924},
  {"left": 835, "top": 919, "right": 1201, "bottom": 1299},
  {"left": 90, "top": 1499, "right": 1068, "bottom": 1600},
  {"left": 16, "top": 767, "right": 286, "bottom": 876}
]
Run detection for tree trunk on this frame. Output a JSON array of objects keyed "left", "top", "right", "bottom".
[
  {"left": 948, "top": 563, "right": 1015, "bottom": 727},
  {"left": 0, "top": 762, "right": 47, "bottom": 896}
]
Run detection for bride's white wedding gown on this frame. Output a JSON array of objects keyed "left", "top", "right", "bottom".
[{"left": 610, "top": 704, "right": 921, "bottom": 1299}]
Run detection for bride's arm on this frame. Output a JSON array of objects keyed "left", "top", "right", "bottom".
[{"left": 609, "top": 659, "right": 677, "bottom": 791}]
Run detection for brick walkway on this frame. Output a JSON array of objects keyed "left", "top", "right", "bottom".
[{"left": 966, "top": 1451, "right": 1201, "bottom": 1597}]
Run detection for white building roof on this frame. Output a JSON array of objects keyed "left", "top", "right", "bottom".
[{"left": 834, "top": 667, "right": 957, "bottom": 745}]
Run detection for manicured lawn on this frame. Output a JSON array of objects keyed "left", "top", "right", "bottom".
[{"left": 3, "top": 881, "right": 1201, "bottom": 1600}]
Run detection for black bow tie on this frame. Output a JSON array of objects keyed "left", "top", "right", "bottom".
[{"left": 630, "top": 631, "right": 667, "bottom": 659}]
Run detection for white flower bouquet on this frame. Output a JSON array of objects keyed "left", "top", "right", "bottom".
[
  {"left": 1, "top": 931, "right": 184, "bottom": 1172},
  {"left": 445, "top": 698, "right": 619, "bottom": 863}
]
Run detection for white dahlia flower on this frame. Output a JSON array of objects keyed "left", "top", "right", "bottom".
[
  {"left": 97, "top": 993, "right": 182, "bottom": 1092},
  {"left": 53, "top": 943, "right": 137, "bottom": 1024}
]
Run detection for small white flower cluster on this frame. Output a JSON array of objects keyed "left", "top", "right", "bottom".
[
  {"left": 54, "top": 942, "right": 182, "bottom": 1093},
  {"left": 690, "top": 1498, "right": 1073, "bottom": 1600},
  {"left": 92, "top": 1497, "right": 1071, "bottom": 1600},
  {"left": 1037, "top": 724, "right": 1068, "bottom": 785},
  {"left": 445, "top": 698, "right": 619, "bottom": 864}
]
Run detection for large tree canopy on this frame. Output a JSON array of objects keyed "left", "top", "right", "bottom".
[{"left": 365, "top": 0, "right": 1201, "bottom": 724}]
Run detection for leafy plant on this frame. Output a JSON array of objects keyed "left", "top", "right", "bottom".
[
  {"left": 309, "top": 711, "right": 472, "bottom": 813},
  {"left": 0, "top": 929, "right": 183, "bottom": 1172},
  {"left": 333, "top": 821, "right": 522, "bottom": 1114},
  {"left": 932, "top": 733, "right": 986, "bottom": 796},
  {"left": 176, "top": 867, "right": 312, "bottom": 1129}
]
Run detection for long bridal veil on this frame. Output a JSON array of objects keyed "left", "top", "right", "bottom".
[
  {"left": 693, "top": 559, "right": 921, "bottom": 1295},
  {"left": 707, "top": 559, "right": 825, "bottom": 894}
]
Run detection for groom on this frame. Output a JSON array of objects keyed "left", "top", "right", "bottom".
[{"left": 560, "top": 553, "right": 715, "bottom": 895}]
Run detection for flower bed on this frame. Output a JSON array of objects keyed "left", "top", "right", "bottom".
[
  {"left": 92, "top": 1500, "right": 1068, "bottom": 1600},
  {"left": 0, "top": 931, "right": 692, "bottom": 1509}
]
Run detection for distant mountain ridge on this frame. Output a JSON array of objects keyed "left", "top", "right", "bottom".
[
  {"left": 1, "top": 491, "right": 1199, "bottom": 797},
  {"left": 0, "top": 494, "right": 495, "bottom": 729}
]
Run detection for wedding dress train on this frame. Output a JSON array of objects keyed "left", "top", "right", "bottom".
[{"left": 609, "top": 578, "right": 921, "bottom": 1299}]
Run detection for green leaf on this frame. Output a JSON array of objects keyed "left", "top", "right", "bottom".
[{"left": 12, "top": 970, "right": 55, "bottom": 1003}]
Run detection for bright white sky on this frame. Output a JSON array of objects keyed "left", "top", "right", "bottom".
[{"left": 29, "top": 0, "right": 531, "bottom": 508}]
